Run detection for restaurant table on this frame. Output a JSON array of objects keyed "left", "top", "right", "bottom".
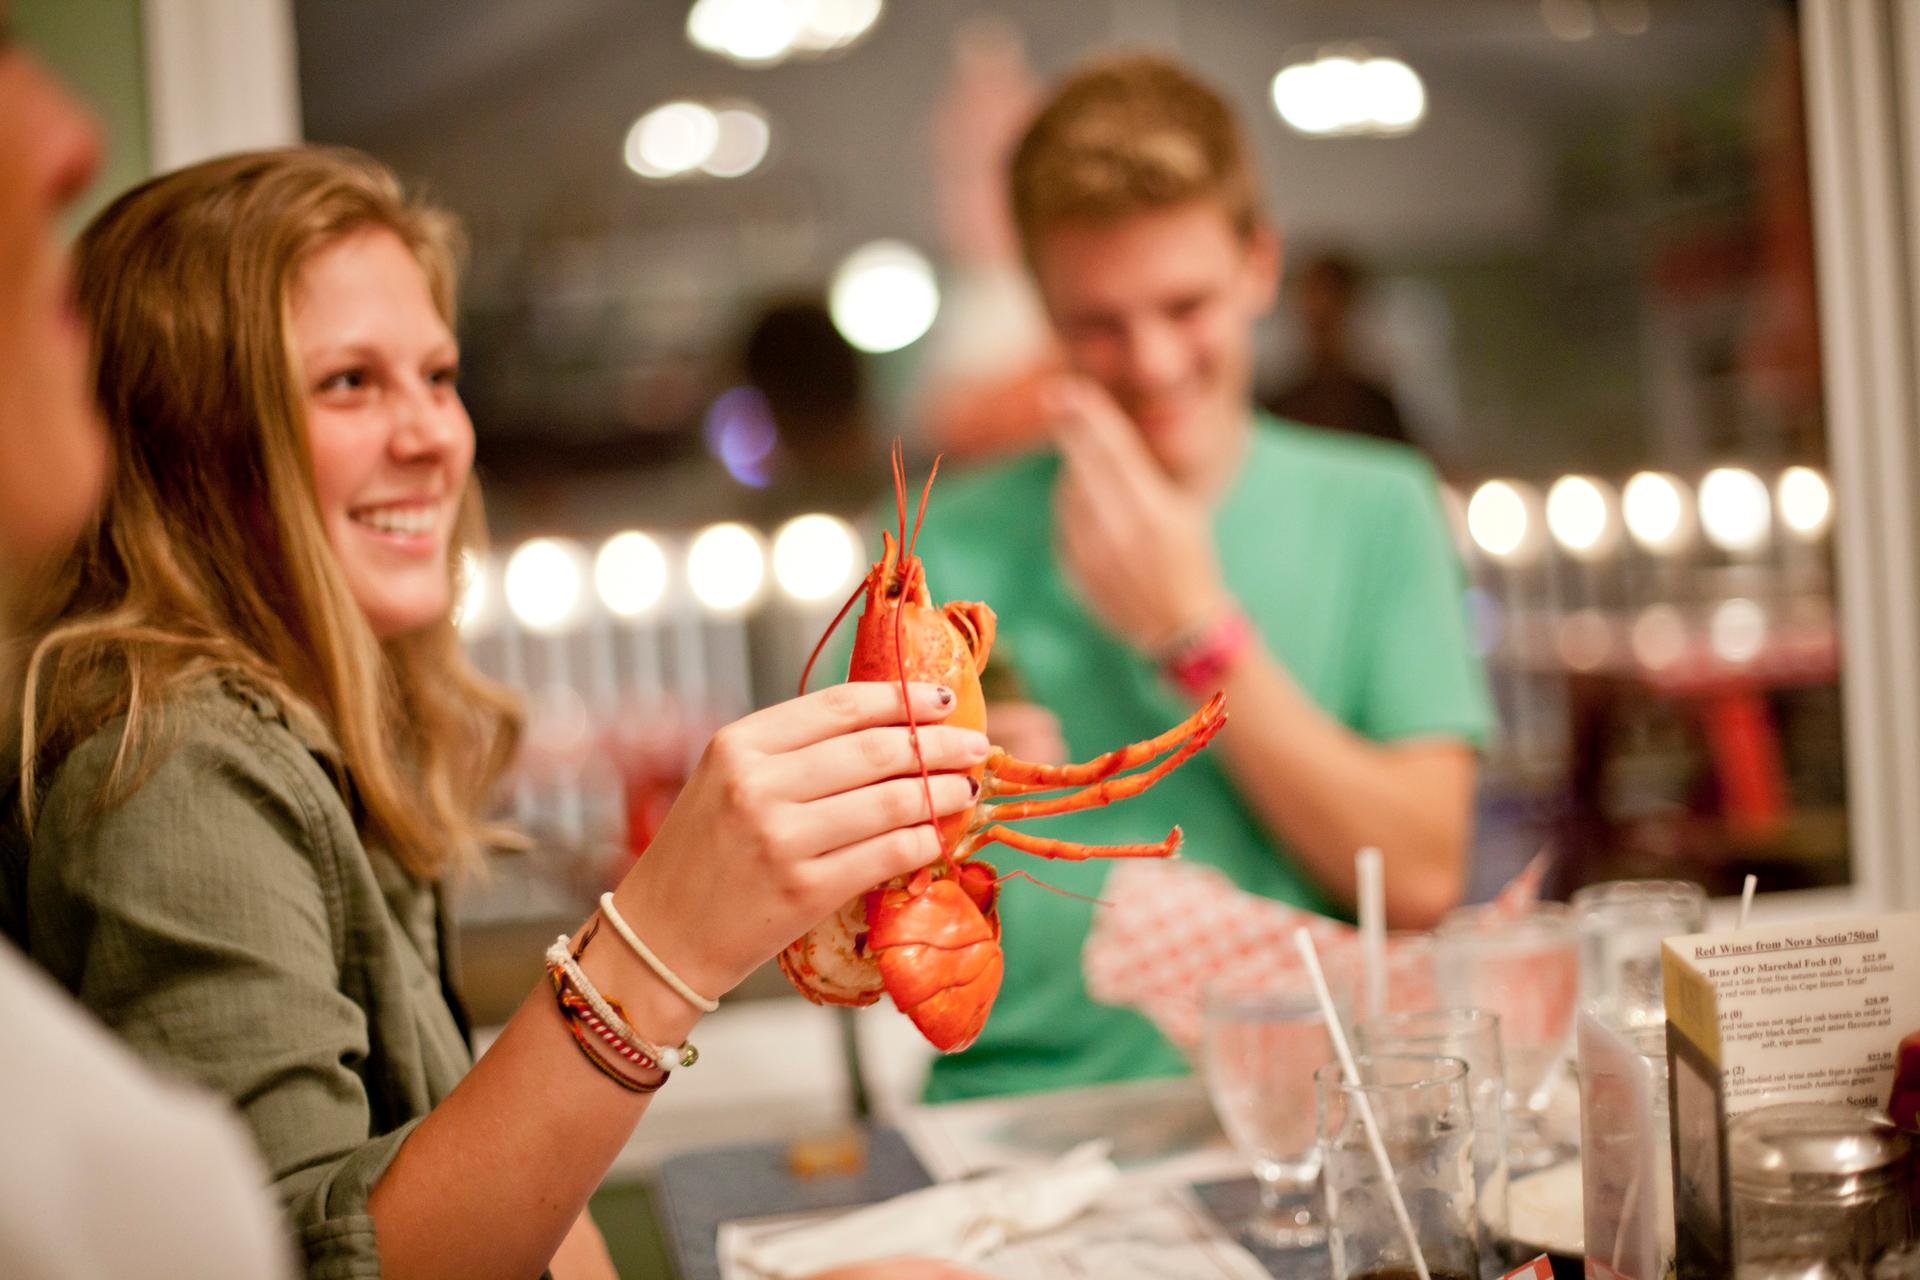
[{"left": 651, "top": 1125, "right": 1326, "bottom": 1280}]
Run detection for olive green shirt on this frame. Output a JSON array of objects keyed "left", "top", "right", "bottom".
[{"left": 1, "top": 679, "right": 474, "bottom": 1279}]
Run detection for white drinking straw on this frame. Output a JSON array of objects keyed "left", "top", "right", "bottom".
[
  {"left": 1358, "top": 847, "right": 1387, "bottom": 1021},
  {"left": 1294, "top": 926, "right": 1431, "bottom": 1280},
  {"left": 1737, "top": 874, "right": 1758, "bottom": 930}
]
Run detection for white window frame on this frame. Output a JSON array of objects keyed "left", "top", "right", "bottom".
[
  {"left": 142, "top": 0, "right": 301, "bottom": 172},
  {"left": 1797, "top": 0, "right": 1920, "bottom": 915}
]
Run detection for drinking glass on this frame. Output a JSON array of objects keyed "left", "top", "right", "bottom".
[
  {"left": 1316, "top": 1053, "right": 1480, "bottom": 1280},
  {"left": 1435, "top": 902, "right": 1578, "bottom": 1172},
  {"left": 1570, "top": 879, "right": 1708, "bottom": 1020},
  {"left": 1202, "top": 972, "right": 1336, "bottom": 1249},
  {"left": 1356, "top": 1008, "right": 1510, "bottom": 1277}
]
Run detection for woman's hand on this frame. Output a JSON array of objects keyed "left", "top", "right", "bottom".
[
  {"left": 804, "top": 1260, "right": 994, "bottom": 1280},
  {"left": 613, "top": 681, "right": 989, "bottom": 1000}
]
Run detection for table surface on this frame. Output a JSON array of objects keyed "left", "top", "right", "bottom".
[{"left": 652, "top": 1125, "right": 1342, "bottom": 1280}]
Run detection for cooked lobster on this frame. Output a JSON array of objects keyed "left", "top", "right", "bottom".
[{"left": 776, "top": 447, "right": 1228, "bottom": 1052}]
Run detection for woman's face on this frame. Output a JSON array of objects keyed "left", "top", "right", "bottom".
[
  {"left": 292, "top": 227, "right": 474, "bottom": 640},
  {"left": 0, "top": 16, "right": 105, "bottom": 565}
]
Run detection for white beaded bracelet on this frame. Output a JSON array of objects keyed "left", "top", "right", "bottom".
[
  {"left": 598, "top": 892, "right": 722, "bottom": 1013},
  {"left": 546, "top": 935, "right": 700, "bottom": 1068}
]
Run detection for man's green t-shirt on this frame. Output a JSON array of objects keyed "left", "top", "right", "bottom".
[{"left": 905, "top": 414, "right": 1494, "bottom": 1102}]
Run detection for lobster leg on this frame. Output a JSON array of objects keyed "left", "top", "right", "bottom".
[
  {"left": 981, "top": 705, "right": 1226, "bottom": 822},
  {"left": 985, "top": 692, "right": 1226, "bottom": 792},
  {"left": 967, "top": 822, "right": 1183, "bottom": 861}
]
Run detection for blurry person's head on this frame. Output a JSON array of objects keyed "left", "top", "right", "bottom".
[
  {"left": 1296, "top": 252, "right": 1363, "bottom": 361},
  {"left": 1010, "top": 54, "right": 1278, "bottom": 484},
  {"left": 0, "top": 17, "right": 105, "bottom": 567},
  {"left": 16, "top": 146, "right": 517, "bottom": 879}
]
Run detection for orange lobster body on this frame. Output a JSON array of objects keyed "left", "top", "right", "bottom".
[{"left": 777, "top": 453, "right": 1227, "bottom": 1052}]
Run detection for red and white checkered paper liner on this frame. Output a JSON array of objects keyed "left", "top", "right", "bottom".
[
  {"left": 1083, "top": 856, "right": 1547, "bottom": 1052},
  {"left": 1501, "top": 1257, "right": 1555, "bottom": 1280}
]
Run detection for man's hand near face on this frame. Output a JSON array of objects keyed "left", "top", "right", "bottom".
[
  {"left": 1048, "top": 377, "right": 1233, "bottom": 657},
  {"left": 1039, "top": 374, "right": 1473, "bottom": 928}
]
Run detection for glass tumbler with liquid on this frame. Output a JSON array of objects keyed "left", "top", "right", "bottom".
[{"left": 1316, "top": 1053, "right": 1480, "bottom": 1280}]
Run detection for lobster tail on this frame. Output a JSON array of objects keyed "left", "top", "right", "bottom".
[{"left": 866, "top": 875, "right": 1003, "bottom": 1053}]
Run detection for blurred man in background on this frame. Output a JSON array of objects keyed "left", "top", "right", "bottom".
[
  {"left": 1266, "top": 251, "right": 1413, "bottom": 447},
  {"left": 909, "top": 53, "right": 1492, "bottom": 1101}
]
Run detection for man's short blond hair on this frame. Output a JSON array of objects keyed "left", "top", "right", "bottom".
[{"left": 1010, "top": 53, "right": 1262, "bottom": 256}]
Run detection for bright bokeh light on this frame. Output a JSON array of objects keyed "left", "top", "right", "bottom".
[
  {"left": 504, "top": 538, "right": 587, "bottom": 633},
  {"left": 1710, "top": 597, "right": 1768, "bottom": 664},
  {"left": 829, "top": 240, "right": 940, "bottom": 353},
  {"left": 1630, "top": 604, "right": 1688, "bottom": 671},
  {"left": 595, "top": 531, "right": 670, "bottom": 618},
  {"left": 1546, "top": 475, "right": 1617, "bottom": 560},
  {"left": 687, "top": 522, "right": 767, "bottom": 613},
  {"left": 454, "top": 550, "right": 493, "bottom": 636},
  {"left": 772, "top": 514, "right": 860, "bottom": 602},
  {"left": 1699, "top": 467, "right": 1772, "bottom": 554},
  {"left": 1776, "top": 466, "right": 1833, "bottom": 539},
  {"left": 792, "top": 0, "right": 882, "bottom": 51},
  {"left": 687, "top": 0, "right": 881, "bottom": 66},
  {"left": 687, "top": 0, "right": 801, "bottom": 64},
  {"left": 1622, "top": 471, "right": 1692, "bottom": 553},
  {"left": 1467, "top": 480, "right": 1535, "bottom": 562},
  {"left": 703, "top": 107, "right": 772, "bottom": 177},
  {"left": 625, "top": 101, "right": 720, "bottom": 179},
  {"left": 1271, "top": 53, "right": 1427, "bottom": 138}
]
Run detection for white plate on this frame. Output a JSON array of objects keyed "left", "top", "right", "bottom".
[{"left": 1507, "top": 1159, "right": 1584, "bottom": 1255}]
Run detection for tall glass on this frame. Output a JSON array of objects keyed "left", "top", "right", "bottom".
[
  {"left": 1316, "top": 1054, "right": 1480, "bottom": 1280},
  {"left": 1570, "top": 879, "right": 1708, "bottom": 1019},
  {"left": 1202, "top": 972, "right": 1336, "bottom": 1249},
  {"left": 1435, "top": 903, "right": 1578, "bottom": 1171},
  {"left": 1356, "top": 1008, "right": 1510, "bottom": 1278}
]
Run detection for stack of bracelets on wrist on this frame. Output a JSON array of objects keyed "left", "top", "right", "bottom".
[
  {"left": 1158, "top": 601, "right": 1253, "bottom": 698},
  {"left": 544, "top": 920, "right": 699, "bottom": 1094}
]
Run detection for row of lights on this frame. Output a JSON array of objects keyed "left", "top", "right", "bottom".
[
  {"left": 686, "top": 0, "right": 882, "bottom": 67},
  {"left": 1463, "top": 466, "right": 1832, "bottom": 564},
  {"left": 464, "top": 513, "right": 863, "bottom": 635},
  {"left": 1271, "top": 50, "right": 1427, "bottom": 138},
  {"left": 624, "top": 100, "right": 772, "bottom": 181}
]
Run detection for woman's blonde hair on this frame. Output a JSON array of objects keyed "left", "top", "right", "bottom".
[{"left": 11, "top": 145, "right": 520, "bottom": 880}]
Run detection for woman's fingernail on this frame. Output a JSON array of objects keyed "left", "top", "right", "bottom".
[
  {"left": 937, "top": 686, "right": 954, "bottom": 706},
  {"left": 967, "top": 776, "right": 981, "bottom": 798}
]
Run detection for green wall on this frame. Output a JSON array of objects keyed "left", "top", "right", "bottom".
[{"left": 18, "top": 0, "right": 151, "bottom": 232}]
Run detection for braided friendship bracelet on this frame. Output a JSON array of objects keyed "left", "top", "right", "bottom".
[
  {"left": 547, "top": 965, "right": 668, "bottom": 1095},
  {"left": 597, "top": 893, "right": 721, "bottom": 1013},
  {"left": 546, "top": 932, "right": 701, "bottom": 1069}
]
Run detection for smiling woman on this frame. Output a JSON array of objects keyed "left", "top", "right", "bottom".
[
  {"left": 295, "top": 227, "right": 474, "bottom": 639},
  {"left": 0, "top": 144, "right": 995, "bottom": 1280}
]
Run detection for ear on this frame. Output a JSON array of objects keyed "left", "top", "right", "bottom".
[{"left": 1243, "top": 222, "right": 1282, "bottom": 319}]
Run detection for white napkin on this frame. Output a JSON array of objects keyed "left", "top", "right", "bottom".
[{"left": 729, "top": 1142, "right": 1119, "bottom": 1278}]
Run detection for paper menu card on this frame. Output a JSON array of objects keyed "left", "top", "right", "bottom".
[
  {"left": 1662, "top": 912, "right": 1918, "bottom": 1115},
  {"left": 1660, "top": 910, "right": 1920, "bottom": 1276}
]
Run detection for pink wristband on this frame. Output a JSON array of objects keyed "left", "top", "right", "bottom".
[{"left": 1160, "top": 605, "right": 1253, "bottom": 697}]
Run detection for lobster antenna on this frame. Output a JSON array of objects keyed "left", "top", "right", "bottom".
[
  {"left": 989, "top": 866, "right": 1112, "bottom": 908},
  {"left": 905, "top": 453, "right": 943, "bottom": 561},
  {"left": 891, "top": 439, "right": 908, "bottom": 547},
  {"left": 893, "top": 562, "right": 938, "bottom": 838},
  {"left": 797, "top": 576, "right": 870, "bottom": 697}
]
